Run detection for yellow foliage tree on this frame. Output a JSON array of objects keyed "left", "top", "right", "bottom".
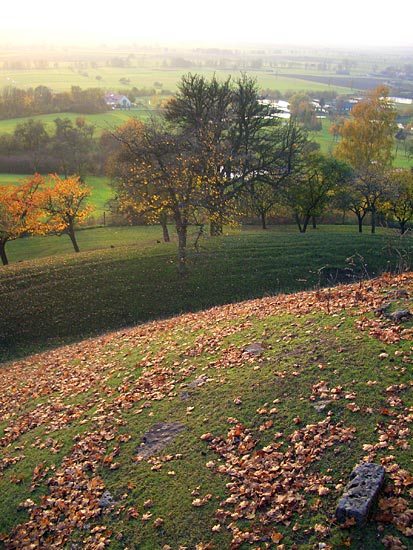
[
  {"left": 335, "top": 86, "right": 397, "bottom": 233},
  {"left": 40, "top": 174, "right": 94, "bottom": 253},
  {"left": 0, "top": 173, "right": 43, "bottom": 265}
]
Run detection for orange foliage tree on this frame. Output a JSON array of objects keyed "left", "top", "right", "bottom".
[
  {"left": 0, "top": 174, "right": 43, "bottom": 266},
  {"left": 40, "top": 174, "right": 94, "bottom": 253}
]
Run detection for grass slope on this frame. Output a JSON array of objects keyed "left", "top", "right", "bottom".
[
  {"left": 0, "top": 272, "right": 413, "bottom": 549},
  {"left": 1, "top": 225, "right": 413, "bottom": 362}
]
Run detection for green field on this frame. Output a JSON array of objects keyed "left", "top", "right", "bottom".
[
  {"left": 1, "top": 224, "right": 412, "bottom": 361},
  {"left": 0, "top": 65, "right": 355, "bottom": 95},
  {"left": 0, "top": 109, "right": 155, "bottom": 137}
]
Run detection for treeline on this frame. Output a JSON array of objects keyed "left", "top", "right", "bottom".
[
  {"left": 0, "top": 85, "right": 107, "bottom": 119},
  {"left": 0, "top": 117, "right": 104, "bottom": 177}
]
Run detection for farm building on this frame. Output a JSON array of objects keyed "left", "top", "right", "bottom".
[
  {"left": 104, "top": 93, "right": 132, "bottom": 109},
  {"left": 258, "top": 99, "right": 291, "bottom": 119}
]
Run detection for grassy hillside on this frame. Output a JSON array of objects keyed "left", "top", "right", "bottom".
[
  {"left": 1, "top": 225, "right": 412, "bottom": 362},
  {"left": 0, "top": 272, "right": 412, "bottom": 549}
]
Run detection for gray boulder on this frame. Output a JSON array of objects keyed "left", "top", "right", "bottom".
[{"left": 335, "top": 463, "right": 385, "bottom": 525}]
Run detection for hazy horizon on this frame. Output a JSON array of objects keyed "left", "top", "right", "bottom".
[{"left": 2, "top": 0, "right": 413, "bottom": 51}]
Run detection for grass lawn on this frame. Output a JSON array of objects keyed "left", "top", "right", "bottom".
[
  {"left": 0, "top": 271, "right": 412, "bottom": 549},
  {"left": 1, "top": 224, "right": 412, "bottom": 362}
]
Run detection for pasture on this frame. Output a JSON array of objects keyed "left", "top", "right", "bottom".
[
  {"left": 0, "top": 109, "right": 155, "bottom": 137},
  {"left": 0, "top": 64, "right": 356, "bottom": 96}
]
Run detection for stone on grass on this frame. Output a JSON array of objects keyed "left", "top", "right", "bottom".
[
  {"left": 243, "top": 342, "right": 265, "bottom": 356},
  {"left": 335, "top": 463, "right": 385, "bottom": 525},
  {"left": 188, "top": 374, "right": 208, "bottom": 389},
  {"left": 98, "top": 490, "right": 115, "bottom": 509},
  {"left": 136, "top": 422, "right": 186, "bottom": 459},
  {"left": 387, "top": 309, "right": 412, "bottom": 322}
]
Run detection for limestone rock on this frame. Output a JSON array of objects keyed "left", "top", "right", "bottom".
[
  {"left": 335, "top": 463, "right": 385, "bottom": 525},
  {"left": 243, "top": 342, "right": 265, "bottom": 356},
  {"left": 136, "top": 422, "right": 186, "bottom": 459}
]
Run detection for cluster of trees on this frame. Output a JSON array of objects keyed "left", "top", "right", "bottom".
[
  {"left": 0, "top": 85, "right": 107, "bottom": 119},
  {"left": 0, "top": 117, "right": 102, "bottom": 177},
  {"left": 0, "top": 174, "right": 93, "bottom": 265},
  {"left": 107, "top": 74, "right": 350, "bottom": 274},
  {"left": 106, "top": 77, "right": 412, "bottom": 275},
  {"left": 2, "top": 75, "right": 413, "bottom": 276}
]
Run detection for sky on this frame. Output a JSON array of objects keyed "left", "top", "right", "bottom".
[{"left": 1, "top": 0, "right": 413, "bottom": 49}]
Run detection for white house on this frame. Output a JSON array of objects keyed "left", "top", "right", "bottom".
[{"left": 104, "top": 93, "right": 132, "bottom": 109}]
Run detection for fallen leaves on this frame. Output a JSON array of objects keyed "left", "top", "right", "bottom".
[
  {"left": 203, "top": 415, "right": 356, "bottom": 549},
  {"left": 1, "top": 272, "right": 413, "bottom": 548}
]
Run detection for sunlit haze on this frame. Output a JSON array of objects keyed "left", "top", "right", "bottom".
[{"left": 2, "top": 0, "right": 413, "bottom": 49}]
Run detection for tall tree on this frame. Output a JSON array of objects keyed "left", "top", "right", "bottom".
[
  {"left": 335, "top": 86, "right": 396, "bottom": 233},
  {"left": 165, "top": 73, "right": 304, "bottom": 235},
  {"left": 241, "top": 180, "right": 279, "bottom": 229},
  {"left": 0, "top": 174, "right": 43, "bottom": 265},
  {"left": 51, "top": 117, "right": 96, "bottom": 180},
  {"left": 14, "top": 119, "right": 49, "bottom": 171},
  {"left": 114, "top": 123, "right": 211, "bottom": 275}
]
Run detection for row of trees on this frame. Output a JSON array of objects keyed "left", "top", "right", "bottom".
[
  {"left": 0, "top": 174, "right": 92, "bottom": 265},
  {"left": 0, "top": 85, "right": 107, "bottom": 120},
  {"left": 107, "top": 77, "right": 412, "bottom": 275}
]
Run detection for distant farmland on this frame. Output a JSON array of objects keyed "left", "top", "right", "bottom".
[{"left": 278, "top": 73, "right": 391, "bottom": 90}]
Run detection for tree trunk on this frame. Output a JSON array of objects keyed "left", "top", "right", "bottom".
[
  {"left": 356, "top": 213, "right": 363, "bottom": 233},
  {"left": 159, "top": 210, "right": 170, "bottom": 242},
  {"left": 294, "top": 212, "right": 303, "bottom": 233},
  {"left": 371, "top": 207, "right": 376, "bottom": 234},
  {"left": 162, "top": 223, "right": 170, "bottom": 243},
  {"left": 260, "top": 211, "right": 267, "bottom": 230},
  {"left": 0, "top": 239, "right": 9, "bottom": 266},
  {"left": 210, "top": 219, "right": 223, "bottom": 236},
  {"left": 302, "top": 215, "right": 310, "bottom": 233},
  {"left": 176, "top": 224, "right": 187, "bottom": 276},
  {"left": 67, "top": 223, "right": 80, "bottom": 253},
  {"left": 312, "top": 216, "right": 317, "bottom": 229},
  {"left": 400, "top": 221, "right": 406, "bottom": 235}
]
